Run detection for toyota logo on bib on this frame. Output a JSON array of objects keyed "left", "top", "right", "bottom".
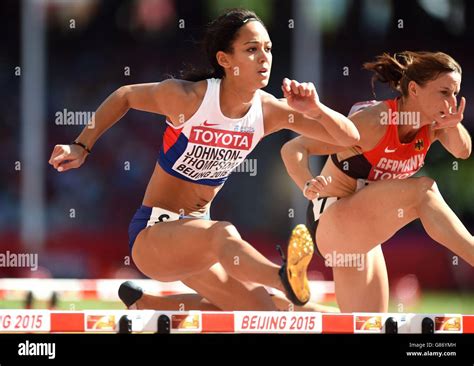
[{"left": 189, "top": 126, "right": 253, "bottom": 150}]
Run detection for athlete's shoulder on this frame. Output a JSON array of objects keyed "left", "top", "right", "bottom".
[
  {"left": 259, "top": 90, "right": 294, "bottom": 131},
  {"left": 161, "top": 78, "right": 207, "bottom": 100},
  {"left": 348, "top": 100, "right": 379, "bottom": 116},
  {"left": 257, "top": 89, "right": 273, "bottom": 109},
  {"left": 155, "top": 79, "right": 209, "bottom": 124},
  {"left": 259, "top": 89, "right": 277, "bottom": 102},
  {"left": 349, "top": 100, "right": 386, "bottom": 118},
  {"left": 181, "top": 79, "right": 208, "bottom": 100},
  {"left": 259, "top": 89, "right": 292, "bottom": 116},
  {"left": 349, "top": 100, "right": 389, "bottom": 151},
  {"left": 349, "top": 100, "right": 389, "bottom": 128}
]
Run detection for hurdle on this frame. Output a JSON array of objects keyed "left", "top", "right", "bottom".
[{"left": 0, "top": 310, "right": 472, "bottom": 334}]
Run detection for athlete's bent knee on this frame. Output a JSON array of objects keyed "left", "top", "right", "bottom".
[
  {"left": 211, "top": 221, "right": 241, "bottom": 240},
  {"left": 209, "top": 221, "right": 245, "bottom": 256},
  {"left": 416, "top": 176, "right": 439, "bottom": 197}
]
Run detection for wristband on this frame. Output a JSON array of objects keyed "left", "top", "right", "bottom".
[
  {"left": 303, "top": 180, "right": 311, "bottom": 197},
  {"left": 71, "top": 141, "right": 91, "bottom": 154}
]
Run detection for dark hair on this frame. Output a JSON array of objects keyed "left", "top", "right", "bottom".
[
  {"left": 363, "top": 51, "right": 462, "bottom": 97},
  {"left": 180, "top": 8, "right": 265, "bottom": 82}
]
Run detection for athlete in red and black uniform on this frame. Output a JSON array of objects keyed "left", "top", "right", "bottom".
[
  {"left": 282, "top": 51, "right": 473, "bottom": 313},
  {"left": 331, "top": 98, "right": 431, "bottom": 182}
]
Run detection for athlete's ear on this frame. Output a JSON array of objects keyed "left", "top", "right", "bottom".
[
  {"left": 216, "top": 51, "right": 232, "bottom": 70},
  {"left": 407, "top": 80, "right": 419, "bottom": 97}
]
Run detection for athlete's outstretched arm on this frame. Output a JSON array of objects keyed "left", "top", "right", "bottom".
[
  {"left": 48, "top": 80, "right": 189, "bottom": 172},
  {"left": 263, "top": 78, "right": 360, "bottom": 146}
]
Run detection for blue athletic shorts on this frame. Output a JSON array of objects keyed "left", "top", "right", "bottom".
[{"left": 128, "top": 205, "right": 211, "bottom": 251}]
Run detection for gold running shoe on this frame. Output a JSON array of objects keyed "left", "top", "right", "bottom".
[{"left": 278, "top": 224, "right": 314, "bottom": 305}]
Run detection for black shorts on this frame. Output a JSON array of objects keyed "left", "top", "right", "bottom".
[{"left": 306, "top": 196, "right": 340, "bottom": 259}]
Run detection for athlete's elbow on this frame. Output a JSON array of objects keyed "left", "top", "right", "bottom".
[
  {"left": 348, "top": 132, "right": 361, "bottom": 146},
  {"left": 280, "top": 142, "right": 293, "bottom": 168},
  {"left": 454, "top": 146, "right": 471, "bottom": 160},
  {"left": 115, "top": 85, "right": 131, "bottom": 108},
  {"left": 281, "top": 140, "right": 291, "bottom": 156},
  {"left": 280, "top": 142, "right": 301, "bottom": 172},
  {"left": 281, "top": 140, "right": 298, "bottom": 159},
  {"left": 461, "top": 147, "right": 471, "bottom": 159},
  {"left": 457, "top": 151, "right": 470, "bottom": 160},
  {"left": 340, "top": 128, "right": 360, "bottom": 146}
]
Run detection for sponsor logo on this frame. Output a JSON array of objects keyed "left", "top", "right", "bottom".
[
  {"left": 384, "top": 147, "right": 397, "bottom": 153},
  {"left": 202, "top": 120, "right": 220, "bottom": 127},
  {"left": 435, "top": 316, "right": 461, "bottom": 332},
  {"left": 234, "top": 125, "right": 255, "bottom": 133},
  {"left": 371, "top": 154, "right": 425, "bottom": 180},
  {"left": 189, "top": 126, "right": 253, "bottom": 150},
  {"left": 171, "top": 314, "right": 200, "bottom": 330},
  {"left": 86, "top": 315, "right": 116, "bottom": 331},
  {"left": 355, "top": 316, "right": 383, "bottom": 331}
]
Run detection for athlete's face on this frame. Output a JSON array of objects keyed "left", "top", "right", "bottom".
[
  {"left": 218, "top": 21, "right": 272, "bottom": 88},
  {"left": 410, "top": 71, "right": 461, "bottom": 125}
]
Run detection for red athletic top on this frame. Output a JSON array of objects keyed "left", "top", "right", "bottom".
[{"left": 331, "top": 98, "right": 432, "bottom": 181}]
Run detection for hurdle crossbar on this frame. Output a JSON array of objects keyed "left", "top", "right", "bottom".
[{"left": 0, "top": 310, "right": 472, "bottom": 334}]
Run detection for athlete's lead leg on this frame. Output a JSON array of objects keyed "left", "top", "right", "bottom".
[
  {"left": 317, "top": 177, "right": 473, "bottom": 265},
  {"left": 315, "top": 177, "right": 473, "bottom": 312}
]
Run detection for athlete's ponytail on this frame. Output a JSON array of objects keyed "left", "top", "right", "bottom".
[
  {"left": 180, "top": 8, "right": 265, "bottom": 81},
  {"left": 363, "top": 51, "right": 461, "bottom": 97}
]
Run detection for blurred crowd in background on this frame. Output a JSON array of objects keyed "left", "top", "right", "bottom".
[{"left": 1, "top": 0, "right": 473, "bottom": 295}]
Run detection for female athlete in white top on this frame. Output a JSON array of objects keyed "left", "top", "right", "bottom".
[{"left": 48, "top": 9, "right": 358, "bottom": 311}]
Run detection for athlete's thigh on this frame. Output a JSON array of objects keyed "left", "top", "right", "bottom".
[
  {"left": 316, "top": 178, "right": 421, "bottom": 255},
  {"left": 132, "top": 218, "right": 225, "bottom": 282},
  {"left": 182, "top": 263, "right": 276, "bottom": 311}
]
